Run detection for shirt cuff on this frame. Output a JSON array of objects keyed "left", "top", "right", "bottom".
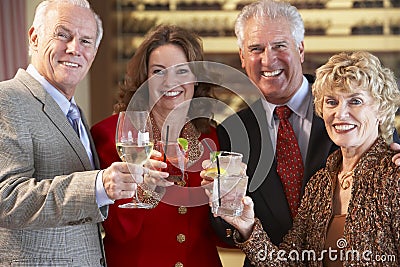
[{"left": 95, "top": 170, "right": 114, "bottom": 207}]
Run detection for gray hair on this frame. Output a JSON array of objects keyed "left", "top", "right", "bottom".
[
  {"left": 235, "top": 0, "right": 304, "bottom": 49},
  {"left": 30, "top": 0, "right": 103, "bottom": 54}
]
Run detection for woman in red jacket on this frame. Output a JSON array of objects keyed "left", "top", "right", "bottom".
[{"left": 91, "top": 24, "right": 224, "bottom": 267}]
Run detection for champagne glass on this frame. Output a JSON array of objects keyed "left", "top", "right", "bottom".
[{"left": 116, "top": 111, "right": 154, "bottom": 209}]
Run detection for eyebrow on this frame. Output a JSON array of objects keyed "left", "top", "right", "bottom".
[
  {"left": 273, "top": 40, "right": 288, "bottom": 46},
  {"left": 149, "top": 63, "right": 190, "bottom": 69},
  {"left": 247, "top": 43, "right": 263, "bottom": 49},
  {"left": 247, "top": 40, "right": 288, "bottom": 48},
  {"left": 348, "top": 93, "right": 363, "bottom": 97},
  {"left": 324, "top": 93, "right": 363, "bottom": 98},
  {"left": 55, "top": 25, "right": 71, "bottom": 34},
  {"left": 55, "top": 25, "right": 95, "bottom": 41},
  {"left": 149, "top": 64, "right": 166, "bottom": 69},
  {"left": 174, "top": 63, "right": 190, "bottom": 68}
]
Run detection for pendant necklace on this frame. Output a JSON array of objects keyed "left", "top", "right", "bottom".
[{"left": 338, "top": 170, "right": 354, "bottom": 190}]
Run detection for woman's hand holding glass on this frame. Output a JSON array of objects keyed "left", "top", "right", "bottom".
[
  {"left": 144, "top": 150, "right": 174, "bottom": 189},
  {"left": 221, "top": 196, "right": 256, "bottom": 241}
]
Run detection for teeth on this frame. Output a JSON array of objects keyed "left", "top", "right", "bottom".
[
  {"left": 163, "top": 91, "right": 181, "bottom": 97},
  {"left": 262, "top": 69, "right": 282, "bottom": 77},
  {"left": 63, "top": 62, "right": 78, "bottom": 67},
  {"left": 334, "top": 124, "right": 355, "bottom": 131}
]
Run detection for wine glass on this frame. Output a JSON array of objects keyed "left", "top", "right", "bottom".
[{"left": 115, "top": 111, "right": 154, "bottom": 209}]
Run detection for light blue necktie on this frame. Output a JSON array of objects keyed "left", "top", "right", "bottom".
[
  {"left": 67, "top": 103, "right": 80, "bottom": 137},
  {"left": 67, "top": 103, "right": 95, "bottom": 168}
]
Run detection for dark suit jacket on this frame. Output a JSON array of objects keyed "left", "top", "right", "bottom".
[{"left": 213, "top": 76, "right": 337, "bottom": 266}]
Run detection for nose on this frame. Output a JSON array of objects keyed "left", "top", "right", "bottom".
[
  {"left": 66, "top": 38, "right": 82, "bottom": 56},
  {"left": 335, "top": 102, "right": 349, "bottom": 119},
  {"left": 261, "top": 48, "right": 275, "bottom": 65},
  {"left": 163, "top": 70, "right": 179, "bottom": 89}
]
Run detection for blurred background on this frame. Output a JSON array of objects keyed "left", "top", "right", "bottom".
[{"left": 1, "top": 0, "right": 399, "bottom": 126}]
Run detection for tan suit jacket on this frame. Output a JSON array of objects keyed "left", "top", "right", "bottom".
[{"left": 0, "top": 69, "right": 107, "bottom": 266}]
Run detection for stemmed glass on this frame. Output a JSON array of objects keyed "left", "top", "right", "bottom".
[{"left": 115, "top": 111, "right": 154, "bottom": 209}]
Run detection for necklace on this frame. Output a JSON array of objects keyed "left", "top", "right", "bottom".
[
  {"left": 338, "top": 170, "right": 354, "bottom": 190},
  {"left": 150, "top": 114, "right": 202, "bottom": 186},
  {"left": 149, "top": 113, "right": 201, "bottom": 165}
]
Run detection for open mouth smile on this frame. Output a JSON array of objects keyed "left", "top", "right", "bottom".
[
  {"left": 262, "top": 69, "right": 283, "bottom": 77},
  {"left": 162, "top": 90, "right": 183, "bottom": 97},
  {"left": 333, "top": 124, "right": 356, "bottom": 132},
  {"left": 61, "top": 61, "right": 80, "bottom": 68}
]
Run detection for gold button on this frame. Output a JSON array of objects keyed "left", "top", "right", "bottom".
[
  {"left": 178, "top": 206, "right": 187, "bottom": 214},
  {"left": 175, "top": 262, "right": 183, "bottom": 267},
  {"left": 142, "top": 190, "right": 152, "bottom": 199},
  {"left": 177, "top": 234, "right": 186, "bottom": 243}
]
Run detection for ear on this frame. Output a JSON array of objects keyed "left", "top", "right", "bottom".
[
  {"left": 239, "top": 48, "right": 245, "bottom": 69},
  {"left": 28, "top": 26, "right": 39, "bottom": 52},
  {"left": 298, "top": 41, "right": 305, "bottom": 63}
]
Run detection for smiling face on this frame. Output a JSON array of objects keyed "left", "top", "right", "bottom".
[
  {"left": 322, "top": 90, "right": 380, "bottom": 155},
  {"left": 29, "top": 3, "right": 98, "bottom": 100},
  {"left": 147, "top": 44, "right": 196, "bottom": 113},
  {"left": 239, "top": 17, "right": 304, "bottom": 104}
]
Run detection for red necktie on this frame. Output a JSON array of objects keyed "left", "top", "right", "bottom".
[{"left": 275, "top": 105, "right": 303, "bottom": 218}]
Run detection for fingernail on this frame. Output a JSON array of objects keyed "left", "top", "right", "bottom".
[
  {"left": 160, "top": 162, "right": 167, "bottom": 168},
  {"left": 153, "top": 150, "right": 162, "bottom": 157}
]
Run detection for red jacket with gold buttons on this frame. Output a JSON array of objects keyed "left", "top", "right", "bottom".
[{"left": 91, "top": 114, "right": 226, "bottom": 267}]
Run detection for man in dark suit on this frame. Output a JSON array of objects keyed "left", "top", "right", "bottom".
[
  {"left": 209, "top": 1, "right": 340, "bottom": 265},
  {"left": 211, "top": 3, "right": 400, "bottom": 267}
]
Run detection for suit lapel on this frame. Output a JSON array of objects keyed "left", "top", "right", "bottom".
[
  {"left": 81, "top": 111, "right": 100, "bottom": 169},
  {"left": 247, "top": 100, "right": 274, "bottom": 191},
  {"left": 246, "top": 100, "right": 293, "bottom": 226},
  {"left": 17, "top": 69, "right": 93, "bottom": 170}
]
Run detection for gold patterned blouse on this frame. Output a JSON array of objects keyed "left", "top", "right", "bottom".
[
  {"left": 138, "top": 115, "right": 203, "bottom": 207},
  {"left": 234, "top": 137, "right": 400, "bottom": 266}
]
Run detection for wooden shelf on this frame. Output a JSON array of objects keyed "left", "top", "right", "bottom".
[
  {"left": 89, "top": 0, "right": 400, "bottom": 125},
  {"left": 116, "top": 7, "right": 400, "bottom": 53},
  {"left": 123, "top": 35, "right": 400, "bottom": 53}
]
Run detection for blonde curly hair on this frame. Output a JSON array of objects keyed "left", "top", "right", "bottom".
[{"left": 312, "top": 51, "right": 400, "bottom": 144}]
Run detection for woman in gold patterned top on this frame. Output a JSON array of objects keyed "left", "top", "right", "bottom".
[
  {"left": 217, "top": 51, "right": 400, "bottom": 266},
  {"left": 91, "top": 25, "right": 225, "bottom": 266}
]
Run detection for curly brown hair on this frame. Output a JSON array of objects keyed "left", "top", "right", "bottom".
[{"left": 114, "top": 24, "right": 216, "bottom": 133}]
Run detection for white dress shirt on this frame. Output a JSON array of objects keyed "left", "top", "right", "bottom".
[{"left": 261, "top": 76, "right": 314, "bottom": 163}]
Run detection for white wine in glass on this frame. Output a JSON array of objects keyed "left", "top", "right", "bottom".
[
  {"left": 116, "top": 143, "right": 153, "bottom": 165},
  {"left": 116, "top": 111, "right": 154, "bottom": 209}
]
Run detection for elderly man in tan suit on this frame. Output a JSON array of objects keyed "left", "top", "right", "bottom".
[{"left": 0, "top": 0, "right": 168, "bottom": 266}]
